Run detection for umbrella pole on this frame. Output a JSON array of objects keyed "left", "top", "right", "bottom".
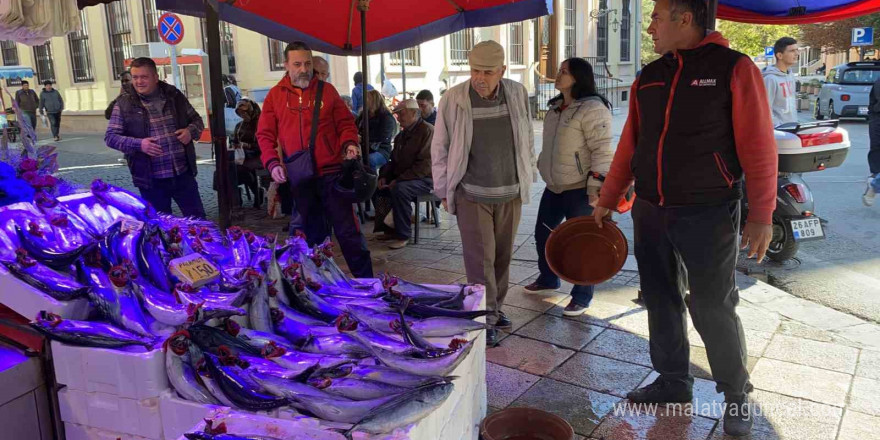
[
  {"left": 401, "top": 54, "right": 406, "bottom": 97},
  {"left": 205, "top": 0, "right": 232, "bottom": 228},
  {"left": 706, "top": 0, "right": 718, "bottom": 30},
  {"left": 359, "top": 0, "right": 370, "bottom": 166}
]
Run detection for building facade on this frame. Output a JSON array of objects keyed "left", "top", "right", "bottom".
[{"left": 0, "top": 0, "right": 640, "bottom": 132}]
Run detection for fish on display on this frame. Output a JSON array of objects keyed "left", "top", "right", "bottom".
[
  {"left": 249, "top": 370, "right": 344, "bottom": 401},
  {"left": 135, "top": 278, "right": 245, "bottom": 327},
  {"left": 226, "top": 227, "right": 252, "bottom": 268},
  {"left": 385, "top": 291, "right": 490, "bottom": 320},
  {"left": 280, "top": 270, "right": 341, "bottom": 322},
  {"left": 284, "top": 389, "right": 408, "bottom": 424},
  {"left": 390, "top": 298, "right": 454, "bottom": 354},
  {"left": 31, "top": 311, "right": 153, "bottom": 348},
  {"left": 73, "top": 199, "right": 129, "bottom": 235},
  {"left": 222, "top": 319, "right": 292, "bottom": 353},
  {"left": 267, "top": 346, "right": 358, "bottom": 371},
  {"left": 201, "top": 352, "right": 289, "bottom": 411},
  {"left": 14, "top": 224, "right": 97, "bottom": 270},
  {"left": 306, "top": 376, "right": 412, "bottom": 401},
  {"left": 137, "top": 224, "right": 174, "bottom": 292},
  {"left": 90, "top": 179, "right": 156, "bottom": 221},
  {"left": 334, "top": 313, "right": 427, "bottom": 357},
  {"left": 346, "top": 304, "right": 487, "bottom": 337},
  {"left": 187, "top": 324, "right": 263, "bottom": 357},
  {"left": 345, "top": 381, "right": 455, "bottom": 436},
  {"left": 270, "top": 308, "right": 338, "bottom": 347},
  {"left": 298, "top": 332, "right": 372, "bottom": 357},
  {"left": 4, "top": 249, "right": 90, "bottom": 300},
  {"left": 368, "top": 339, "right": 475, "bottom": 377},
  {"left": 272, "top": 300, "right": 328, "bottom": 327},
  {"left": 315, "top": 364, "right": 455, "bottom": 388},
  {"left": 245, "top": 269, "right": 272, "bottom": 333},
  {"left": 163, "top": 330, "right": 221, "bottom": 404},
  {"left": 300, "top": 239, "right": 372, "bottom": 291},
  {"left": 378, "top": 274, "right": 458, "bottom": 305},
  {"left": 237, "top": 353, "right": 314, "bottom": 381},
  {"left": 82, "top": 263, "right": 153, "bottom": 337}
]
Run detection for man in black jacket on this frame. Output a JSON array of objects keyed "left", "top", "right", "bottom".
[
  {"left": 14, "top": 80, "right": 39, "bottom": 130},
  {"left": 865, "top": 76, "right": 880, "bottom": 206},
  {"left": 105, "top": 71, "right": 132, "bottom": 120},
  {"left": 104, "top": 57, "right": 206, "bottom": 218}
]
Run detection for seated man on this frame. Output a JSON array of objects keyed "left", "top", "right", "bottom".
[{"left": 375, "top": 99, "right": 434, "bottom": 249}]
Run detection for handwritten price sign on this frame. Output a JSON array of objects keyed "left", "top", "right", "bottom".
[{"left": 169, "top": 253, "right": 220, "bottom": 287}]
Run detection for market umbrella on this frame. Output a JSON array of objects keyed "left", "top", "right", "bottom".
[{"left": 716, "top": 0, "right": 880, "bottom": 24}]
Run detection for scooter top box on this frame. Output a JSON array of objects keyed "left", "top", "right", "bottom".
[{"left": 776, "top": 123, "right": 850, "bottom": 173}]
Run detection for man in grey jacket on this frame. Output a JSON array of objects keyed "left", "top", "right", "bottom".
[
  {"left": 431, "top": 40, "right": 536, "bottom": 346},
  {"left": 763, "top": 37, "right": 798, "bottom": 126},
  {"left": 39, "top": 80, "right": 64, "bottom": 141}
]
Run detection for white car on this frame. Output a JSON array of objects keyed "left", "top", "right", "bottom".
[{"left": 815, "top": 61, "right": 880, "bottom": 120}]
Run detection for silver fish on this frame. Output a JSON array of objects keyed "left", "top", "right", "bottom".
[
  {"left": 270, "top": 308, "right": 338, "bottom": 347},
  {"left": 226, "top": 227, "right": 252, "bottom": 268},
  {"left": 250, "top": 370, "right": 347, "bottom": 401},
  {"left": 299, "top": 334, "right": 371, "bottom": 357},
  {"left": 4, "top": 253, "right": 90, "bottom": 301},
  {"left": 90, "top": 180, "right": 156, "bottom": 221},
  {"left": 369, "top": 340, "right": 475, "bottom": 377},
  {"left": 285, "top": 391, "right": 404, "bottom": 424},
  {"left": 83, "top": 264, "right": 153, "bottom": 337},
  {"left": 308, "top": 377, "right": 411, "bottom": 401},
  {"left": 222, "top": 319, "right": 293, "bottom": 353},
  {"left": 246, "top": 270, "right": 273, "bottom": 333},
  {"left": 164, "top": 331, "right": 220, "bottom": 404},
  {"left": 134, "top": 279, "right": 245, "bottom": 327},
  {"left": 346, "top": 304, "right": 487, "bottom": 337},
  {"left": 31, "top": 311, "right": 153, "bottom": 348},
  {"left": 346, "top": 382, "right": 455, "bottom": 435},
  {"left": 270, "top": 349, "right": 357, "bottom": 371},
  {"left": 237, "top": 354, "right": 312, "bottom": 380}
]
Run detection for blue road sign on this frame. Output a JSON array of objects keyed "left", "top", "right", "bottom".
[
  {"left": 852, "top": 27, "right": 874, "bottom": 47},
  {"left": 159, "top": 13, "right": 184, "bottom": 46},
  {"left": 764, "top": 46, "right": 774, "bottom": 58}
]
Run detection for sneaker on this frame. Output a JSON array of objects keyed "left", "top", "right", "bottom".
[
  {"left": 723, "top": 393, "right": 754, "bottom": 436},
  {"left": 864, "top": 176, "right": 877, "bottom": 207},
  {"left": 626, "top": 377, "right": 693, "bottom": 404},
  {"left": 523, "top": 282, "right": 556, "bottom": 293},
  {"left": 54, "top": 136, "right": 60, "bottom": 141},
  {"left": 562, "top": 299, "right": 588, "bottom": 317},
  {"left": 486, "top": 328, "right": 500, "bottom": 347},
  {"left": 387, "top": 239, "right": 408, "bottom": 250},
  {"left": 494, "top": 311, "right": 512, "bottom": 331}
]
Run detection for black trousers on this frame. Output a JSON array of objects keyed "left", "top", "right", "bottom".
[
  {"left": 869, "top": 114, "right": 880, "bottom": 175},
  {"left": 632, "top": 198, "right": 751, "bottom": 395}
]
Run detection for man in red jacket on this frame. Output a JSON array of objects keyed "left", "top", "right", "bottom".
[
  {"left": 592, "top": 0, "right": 776, "bottom": 436},
  {"left": 258, "top": 41, "right": 372, "bottom": 278}
]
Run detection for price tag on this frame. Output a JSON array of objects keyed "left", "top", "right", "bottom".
[
  {"left": 169, "top": 253, "right": 220, "bottom": 287},
  {"left": 121, "top": 219, "right": 145, "bottom": 234}
]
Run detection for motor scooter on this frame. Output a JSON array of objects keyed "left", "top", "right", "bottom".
[{"left": 740, "top": 120, "right": 850, "bottom": 262}]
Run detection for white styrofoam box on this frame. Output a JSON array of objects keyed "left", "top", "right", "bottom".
[
  {"left": 175, "top": 410, "right": 346, "bottom": 440},
  {"left": 58, "top": 387, "right": 163, "bottom": 439},
  {"left": 0, "top": 266, "right": 91, "bottom": 321},
  {"left": 51, "top": 341, "right": 168, "bottom": 399},
  {"left": 63, "top": 422, "right": 159, "bottom": 440}
]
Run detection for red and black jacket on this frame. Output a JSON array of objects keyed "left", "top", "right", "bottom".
[{"left": 598, "top": 32, "right": 778, "bottom": 225}]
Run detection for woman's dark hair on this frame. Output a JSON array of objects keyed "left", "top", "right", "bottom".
[
  {"left": 550, "top": 58, "right": 611, "bottom": 109},
  {"left": 353, "top": 71, "right": 364, "bottom": 84}
]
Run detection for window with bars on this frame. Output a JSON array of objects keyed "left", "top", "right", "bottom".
[
  {"left": 202, "top": 19, "right": 237, "bottom": 74},
  {"left": 508, "top": 22, "right": 524, "bottom": 65},
  {"left": 268, "top": 39, "right": 286, "bottom": 71},
  {"left": 449, "top": 28, "right": 474, "bottom": 66},
  {"left": 143, "top": 0, "right": 161, "bottom": 43},
  {"left": 33, "top": 42, "right": 55, "bottom": 85},
  {"left": 620, "top": 0, "right": 631, "bottom": 62},
  {"left": 68, "top": 10, "right": 94, "bottom": 82},
  {"left": 596, "top": 0, "right": 608, "bottom": 62},
  {"left": 390, "top": 47, "right": 420, "bottom": 66},
  {"left": 106, "top": 2, "right": 133, "bottom": 79},
  {"left": 564, "top": 0, "right": 576, "bottom": 59},
  {"left": 1, "top": 40, "right": 21, "bottom": 86}
]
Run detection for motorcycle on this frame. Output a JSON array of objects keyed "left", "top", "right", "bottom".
[{"left": 741, "top": 120, "right": 850, "bottom": 262}]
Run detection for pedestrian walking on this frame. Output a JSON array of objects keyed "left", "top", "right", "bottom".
[
  {"left": 39, "top": 80, "right": 64, "bottom": 141},
  {"left": 14, "top": 80, "right": 39, "bottom": 131}
]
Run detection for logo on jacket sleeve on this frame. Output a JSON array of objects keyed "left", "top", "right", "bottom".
[{"left": 690, "top": 78, "right": 717, "bottom": 87}]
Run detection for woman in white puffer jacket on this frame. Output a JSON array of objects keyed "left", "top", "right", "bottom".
[{"left": 525, "top": 58, "right": 614, "bottom": 316}]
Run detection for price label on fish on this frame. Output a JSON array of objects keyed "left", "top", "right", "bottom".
[
  {"left": 120, "top": 219, "right": 144, "bottom": 233},
  {"left": 169, "top": 253, "right": 220, "bottom": 288}
]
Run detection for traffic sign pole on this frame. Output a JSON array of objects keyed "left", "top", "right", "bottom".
[
  {"left": 170, "top": 45, "right": 180, "bottom": 89},
  {"left": 158, "top": 12, "right": 184, "bottom": 90}
]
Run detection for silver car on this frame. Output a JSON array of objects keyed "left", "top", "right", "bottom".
[{"left": 815, "top": 61, "right": 880, "bottom": 120}]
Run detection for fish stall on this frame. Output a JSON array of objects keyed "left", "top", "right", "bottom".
[{"left": 0, "top": 179, "right": 488, "bottom": 440}]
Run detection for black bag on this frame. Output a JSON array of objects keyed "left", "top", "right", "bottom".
[{"left": 282, "top": 81, "right": 324, "bottom": 189}]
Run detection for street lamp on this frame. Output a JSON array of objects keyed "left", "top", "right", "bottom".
[{"left": 590, "top": 8, "right": 620, "bottom": 32}]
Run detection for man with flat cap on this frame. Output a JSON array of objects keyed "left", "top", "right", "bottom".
[{"left": 431, "top": 40, "right": 536, "bottom": 346}]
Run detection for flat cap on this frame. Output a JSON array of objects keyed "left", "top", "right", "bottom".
[{"left": 468, "top": 40, "right": 505, "bottom": 70}]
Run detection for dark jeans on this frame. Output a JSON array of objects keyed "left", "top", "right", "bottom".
[
  {"left": 869, "top": 114, "right": 880, "bottom": 175},
  {"left": 46, "top": 112, "right": 61, "bottom": 138},
  {"left": 385, "top": 177, "right": 433, "bottom": 239},
  {"left": 534, "top": 188, "right": 595, "bottom": 307},
  {"left": 21, "top": 111, "right": 36, "bottom": 131},
  {"left": 138, "top": 173, "right": 206, "bottom": 218},
  {"left": 632, "top": 198, "right": 751, "bottom": 396},
  {"left": 289, "top": 173, "right": 373, "bottom": 278}
]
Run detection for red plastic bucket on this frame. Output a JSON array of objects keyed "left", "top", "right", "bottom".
[{"left": 480, "top": 407, "right": 574, "bottom": 440}]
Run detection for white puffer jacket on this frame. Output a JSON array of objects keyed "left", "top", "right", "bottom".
[{"left": 538, "top": 96, "right": 613, "bottom": 195}]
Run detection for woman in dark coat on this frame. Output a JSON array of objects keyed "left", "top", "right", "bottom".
[
  {"left": 230, "top": 98, "right": 263, "bottom": 208},
  {"left": 356, "top": 89, "right": 396, "bottom": 172}
]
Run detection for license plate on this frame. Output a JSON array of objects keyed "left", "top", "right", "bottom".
[
  {"left": 859, "top": 106, "right": 869, "bottom": 115},
  {"left": 790, "top": 218, "right": 824, "bottom": 241},
  {"left": 169, "top": 253, "right": 220, "bottom": 287}
]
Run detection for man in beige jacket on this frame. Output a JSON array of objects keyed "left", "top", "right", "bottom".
[{"left": 431, "top": 40, "right": 536, "bottom": 346}]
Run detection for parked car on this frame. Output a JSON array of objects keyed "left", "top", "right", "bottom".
[{"left": 815, "top": 61, "right": 880, "bottom": 120}]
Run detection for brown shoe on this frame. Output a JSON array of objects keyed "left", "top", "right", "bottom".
[{"left": 523, "top": 282, "right": 556, "bottom": 293}]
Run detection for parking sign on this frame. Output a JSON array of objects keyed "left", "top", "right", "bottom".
[
  {"left": 764, "top": 46, "right": 774, "bottom": 58},
  {"left": 852, "top": 27, "right": 874, "bottom": 47}
]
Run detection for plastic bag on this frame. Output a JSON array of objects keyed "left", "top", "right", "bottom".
[
  {"left": 40, "top": 114, "right": 49, "bottom": 128},
  {"left": 233, "top": 147, "right": 245, "bottom": 165},
  {"left": 267, "top": 182, "right": 284, "bottom": 219}
]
